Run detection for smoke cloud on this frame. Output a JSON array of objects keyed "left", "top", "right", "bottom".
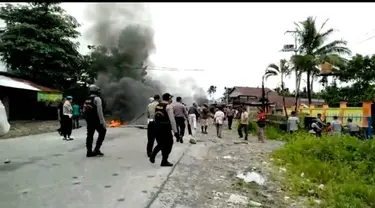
[{"left": 84, "top": 3, "right": 208, "bottom": 121}]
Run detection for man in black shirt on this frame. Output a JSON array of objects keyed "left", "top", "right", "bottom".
[{"left": 57, "top": 98, "right": 65, "bottom": 136}]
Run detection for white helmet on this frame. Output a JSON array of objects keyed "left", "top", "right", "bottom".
[{"left": 149, "top": 97, "right": 154, "bottom": 103}]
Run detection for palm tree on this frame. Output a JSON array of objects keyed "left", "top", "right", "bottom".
[
  {"left": 261, "top": 69, "right": 278, "bottom": 111},
  {"left": 207, "top": 85, "right": 217, "bottom": 101},
  {"left": 292, "top": 17, "right": 351, "bottom": 105},
  {"left": 267, "top": 59, "right": 291, "bottom": 118}
]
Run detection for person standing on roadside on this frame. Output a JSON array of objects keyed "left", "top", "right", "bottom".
[
  {"left": 238, "top": 107, "right": 249, "bottom": 140},
  {"left": 257, "top": 109, "right": 266, "bottom": 142},
  {"left": 331, "top": 115, "right": 342, "bottom": 135},
  {"left": 72, "top": 102, "right": 81, "bottom": 129},
  {"left": 149, "top": 93, "right": 180, "bottom": 167},
  {"left": 62, "top": 96, "right": 74, "bottom": 141},
  {"left": 173, "top": 97, "right": 188, "bottom": 143},
  {"left": 83, "top": 84, "right": 107, "bottom": 157},
  {"left": 214, "top": 106, "right": 225, "bottom": 138},
  {"left": 57, "top": 98, "right": 65, "bottom": 137},
  {"left": 226, "top": 105, "right": 235, "bottom": 130},
  {"left": 287, "top": 111, "right": 299, "bottom": 134},
  {"left": 146, "top": 95, "right": 160, "bottom": 157}
]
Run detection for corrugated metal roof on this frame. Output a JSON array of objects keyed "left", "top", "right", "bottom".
[{"left": 0, "top": 75, "right": 59, "bottom": 92}]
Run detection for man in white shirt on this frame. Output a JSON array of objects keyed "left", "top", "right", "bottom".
[
  {"left": 214, "top": 106, "right": 225, "bottom": 138},
  {"left": 331, "top": 116, "right": 342, "bottom": 135},
  {"left": 287, "top": 111, "right": 299, "bottom": 134},
  {"left": 238, "top": 107, "right": 249, "bottom": 140},
  {"left": 347, "top": 118, "right": 360, "bottom": 137}
]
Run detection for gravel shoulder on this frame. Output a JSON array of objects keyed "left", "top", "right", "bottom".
[{"left": 149, "top": 124, "right": 304, "bottom": 208}]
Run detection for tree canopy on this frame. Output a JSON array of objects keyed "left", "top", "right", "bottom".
[{"left": 0, "top": 3, "right": 84, "bottom": 90}]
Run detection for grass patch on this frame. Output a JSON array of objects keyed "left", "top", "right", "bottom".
[{"left": 272, "top": 132, "right": 375, "bottom": 207}]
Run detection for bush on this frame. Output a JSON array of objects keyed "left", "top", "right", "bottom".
[
  {"left": 247, "top": 120, "right": 258, "bottom": 135},
  {"left": 272, "top": 133, "right": 375, "bottom": 207}
]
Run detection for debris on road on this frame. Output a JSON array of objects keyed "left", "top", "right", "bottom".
[
  {"left": 227, "top": 194, "right": 248, "bottom": 205},
  {"left": 236, "top": 171, "right": 266, "bottom": 186},
  {"left": 4, "top": 159, "right": 10, "bottom": 164}
]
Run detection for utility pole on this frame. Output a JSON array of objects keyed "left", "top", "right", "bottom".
[{"left": 280, "top": 30, "right": 300, "bottom": 111}]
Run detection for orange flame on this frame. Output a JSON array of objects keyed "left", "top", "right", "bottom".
[{"left": 109, "top": 120, "right": 121, "bottom": 128}]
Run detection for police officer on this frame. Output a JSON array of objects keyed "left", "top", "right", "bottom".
[
  {"left": 149, "top": 93, "right": 180, "bottom": 167},
  {"left": 83, "top": 84, "right": 107, "bottom": 157},
  {"left": 146, "top": 94, "right": 160, "bottom": 157}
]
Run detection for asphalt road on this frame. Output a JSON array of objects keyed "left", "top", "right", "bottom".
[{"left": 0, "top": 126, "right": 190, "bottom": 208}]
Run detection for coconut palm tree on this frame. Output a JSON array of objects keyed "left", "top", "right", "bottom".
[
  {"left": 267, "top": 59, "right": 291, "bottom": 118},
  {"left": 292, "top": 17, "right": 351, "bottom": 105},
  {"left": 207, "top": 85, "right": 217, "bottom": 101},
  {"left": 261, "top": 68, "right": 278, "bottom": 111}
]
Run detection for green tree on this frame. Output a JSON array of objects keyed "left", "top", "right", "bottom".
[
  {"left": 0, "top": 3, "right": 83, "bottom": 90},
  {"left": 321, "top": 54, "right": 375, "bottom": 106},
  {"left": 292, "top": 17, "right": 351, "bottom": 105},
  {"left": 262, "top": 68, "right": 278, "bottom": 111},
  {"left": 223, "top": 87, "right": 233, "bottom": 103},
  {"left": 267, "top": 59, "right": 291, "bottom": 118}
]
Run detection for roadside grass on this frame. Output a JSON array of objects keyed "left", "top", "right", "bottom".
[{"left": 271, "top": 132, "right": 375, "bottom": 207}]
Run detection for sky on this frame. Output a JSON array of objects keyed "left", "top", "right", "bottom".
[{"left": 3, "top": 3, "right": 375, "bottom": 98}]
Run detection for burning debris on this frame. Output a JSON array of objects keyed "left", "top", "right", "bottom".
[{"left": 109, "top": 120, "right": 122, "bottom": 128}]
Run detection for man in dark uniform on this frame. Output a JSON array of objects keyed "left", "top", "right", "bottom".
[
  {"left": 149, "top": 93, "right": 180, "bottom": 167},
  {"left": 57, "top": 98, "right": 65, "bottom": 136},
  {"left": 83, "top": 84, "right": 107, "bottom": 157}
]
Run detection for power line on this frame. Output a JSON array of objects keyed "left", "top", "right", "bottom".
[{"left": 356, "top": 35, "right": 375, "bottom": 45}]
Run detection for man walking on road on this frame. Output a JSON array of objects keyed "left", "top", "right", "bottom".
[
  {"left": 226, "top": 105, "right": 235, "bottom": 130},
  {"left": 200, "top": 104, "right": 210, "bottom": 134},
  {"left": 149, "top": 93, "right": 180, "bottom": 167},
  {"left": 83, "top": 84, "right": 107, "bottom": 157},
  {"left": 188, "top": 103, "right": 199, "bottom": 137},
  {"left": 146, "top": 95, "right": 160, "bottom": 157},
  {"left": 173, "top": 97, "right": 188, "bottom": 143},
  {"left": 238, "top": 107, "right": 249, "bottom": 140}
]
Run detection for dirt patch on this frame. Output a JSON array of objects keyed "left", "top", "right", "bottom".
[
  {"left": 0, "top": 120, "right": 61, "bottom": 139},
  {"left": 150, "top": 125, "right": 307, "bottom": 208}
]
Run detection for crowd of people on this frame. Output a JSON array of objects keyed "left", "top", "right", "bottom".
[
  {"left": 287, "top": 111, "right": 363, "bottom": 138},
  {"left": 146, "top": 97, "right": 269, "bottom": 167}
]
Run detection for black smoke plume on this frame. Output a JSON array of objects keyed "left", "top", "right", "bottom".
[{"left": 84, "top": 3, "right": 208, "bottom": 122}]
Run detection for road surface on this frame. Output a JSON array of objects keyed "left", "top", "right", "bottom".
[{"left": 0, "top": 126, "right": 191, "bottom": 208}]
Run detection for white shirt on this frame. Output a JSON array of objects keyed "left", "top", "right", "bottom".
[
  {"left": 287, "top": 116, "right": 299, "bottom": 131},
  {"left": 331, "top": 120, "right": 342, "bottom": 133},
  {"left": 214, "top": 110, "right": 225, "bottom": 124}
]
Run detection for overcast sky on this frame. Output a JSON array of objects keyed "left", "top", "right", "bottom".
[{"left": 5, "top": 3, "right": 375, "bottom": 97}]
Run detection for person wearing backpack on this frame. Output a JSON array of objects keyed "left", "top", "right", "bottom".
[{"left": 83, "top": 84, "right": 107, "bottom": 157}]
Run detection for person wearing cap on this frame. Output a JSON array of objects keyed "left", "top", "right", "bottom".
[
  {"left": 146, "top": 94, "right": 160, "bottom": 157},
  {"left": 62, "top": 96, "right": 74, "bottom": 141},
  {"left": 149, "top": 93, "right": 180, "bottom": 167},
  {"left": 83, "top": 84, "right": 107, "bottom": 157}
]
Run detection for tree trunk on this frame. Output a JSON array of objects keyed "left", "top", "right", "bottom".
[
  {"left": 261, "top": 76, "right": 265, "bottom": 111},
  {"left": 294, "top": 71, "right": 302, "bottom": 112},
  {"left": 281, "top": 74, "right": 288, "bottom": 119},
  {"left": 310, "top": 74, "right": 315, "bottom": 95},
  {"left": 306, "top": 69, "right": 312, "bottom": 105}
]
